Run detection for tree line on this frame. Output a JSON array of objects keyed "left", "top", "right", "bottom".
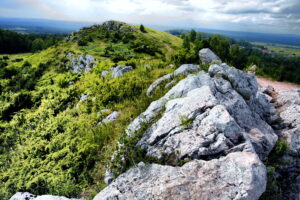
[{"left": 0, "top": 29, "right": 66, "bottom": 54}]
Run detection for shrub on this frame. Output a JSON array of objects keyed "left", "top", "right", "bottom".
[
  {"left": 78, "top": 39, "right": 88, "bottom": 46},
  {"left": 140, "top": 24, "right": 146, "bottom": 33}
]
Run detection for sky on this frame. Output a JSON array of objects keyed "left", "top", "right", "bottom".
[{"left": 0, "top": 0, "right": 300, "bottom": 34}]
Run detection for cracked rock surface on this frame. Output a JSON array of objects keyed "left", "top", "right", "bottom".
[{"left": 94, "top": 152, "right": 266, "bottom": 200}]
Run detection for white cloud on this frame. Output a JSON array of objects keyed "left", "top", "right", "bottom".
[{"left": 1, "top": 0, "right": 300, "bottom": 34}]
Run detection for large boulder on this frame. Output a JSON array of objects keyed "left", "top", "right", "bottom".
[
  {"left": 199, "top": 48, "right": 222, "bottom": 65},
  {"left": 94, "top": 152, "right": 266, "bottom": 200}
]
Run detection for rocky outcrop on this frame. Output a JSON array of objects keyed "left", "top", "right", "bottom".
[
  {"left": 10, "top": 192, "right": 83, "bottom": 200},
  {"left": 129, "top": 63, "right": 277, "bottom": 161},
  {"left": 199, "top": 48, "right": 222, "bottom": 65},
  {"left": 147, "top": 64, "right": 200, "bottom": 96},
  {"left": 101, "top": 65, "right": 133, "bottom": 78},
  {"left": 66, "top": 54, "right": 96, "bottom": 73},
  {"left": 98, "top": 53, "right": 282, "bottom": 199},
  {"left": 95, "top": 152, "right": 266, "bottom": 200}
]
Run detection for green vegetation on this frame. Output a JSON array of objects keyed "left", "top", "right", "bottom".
[
  {"left": 261, "top": 139, "right": 290, "bottom": 200},
  {"left": 180, "top": 114, "right": 194, "bottom": 127},
  {"left": 0, "top": 29, "right": 66, "bottom": 54},
  {"left": 0, "top": 21, "right": 181, "bottom": 199}
]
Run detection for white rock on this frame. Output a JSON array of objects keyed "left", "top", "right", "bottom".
[
  {"left": 94, "top": 152, "right": 266, "bottom": 200},
  {"left": 199, "top": 48, "right": 222, "bottom": 65}
]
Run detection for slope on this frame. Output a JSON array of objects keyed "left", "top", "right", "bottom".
[{"left": 0, "top": 21, "right": 183, "bottom": 199}]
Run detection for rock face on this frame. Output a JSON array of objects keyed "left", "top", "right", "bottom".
[
  {"left": 147, "top": 64, "right": 200, "bottom": 96},
  {"left": 10, "top": 192, "right": 83, "bottom": 200},
  {"left": 199, "top": 48, "right": 222, "bottom": 65},
  {"left": 275, "top": 89, "right": 300, "bottom": 199},
  {"left": 94, "top": 152, "right": 266, "bottom": 200}
]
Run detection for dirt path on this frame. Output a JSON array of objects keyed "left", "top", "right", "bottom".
[{"left": 257, "top": 77, "right": 300, "bottom": 92}]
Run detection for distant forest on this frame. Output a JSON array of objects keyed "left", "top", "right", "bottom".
[
  {"left": 0, "top": 29, "right": 66, "bottom": 54},
  {"left": 170, "top": 29, "right": 300, "bottom": 84}
]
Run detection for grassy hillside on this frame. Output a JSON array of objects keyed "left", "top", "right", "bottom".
[{"left": 0, "top": 21, "right": 183, "bottom": 199}]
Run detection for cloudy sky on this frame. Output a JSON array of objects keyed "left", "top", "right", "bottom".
[{"left": 1, "top": 0, "right": 300, "bottom": 34}]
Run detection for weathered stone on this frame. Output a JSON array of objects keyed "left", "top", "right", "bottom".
[
  {"left": 131, "top": 65, "right": 277, "bottom": 160},
  {"left": 9, "top": 192, "right": 83, "bottom": 200},
  {"left": 209, "top": 63, "right": 258, "bottom": 100},
  {"left": 146, "top": 64, "right": 200, "bottom": 96},
  {"left": 127, "top": 72, "right": 213, "bottom": 136},
  {"left": 80, "top": 94, "right": 89, "bottom": 102},
  {"left": 99, "top": 111, "right": 120, "bottom": 125},
  {"left": 69, "top": 54, "right": 96, "bottom": 73},
  {"left": 94, "top": 152, "right": 266, "bottom": 200},
  {"left": 10, "top": 192, "right": 36, "bottom": 200},
  {"left": 199, "top": 48, "right": 222, "bottom": 65},
  {"left": 102, "top": 65, "right": 133, "bottom": 78},
  {"left": 111, "top": 65, "right": 133, "bottom": 78},
  {"left": 277, "top": 89, "right": 300, "bottom": 109}
]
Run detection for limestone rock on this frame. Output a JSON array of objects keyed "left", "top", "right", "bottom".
[
  {"left": 130, "top": 64, "right": 277, "bottom": 160},
  {"left": 10, "top": 192, "right": 36, "bottom": 200},
  {"left": 9, "top": 192, "right": 83, "bottom": 200},
  {"left": 94, "top": 152, "right": 266, "bottom": 200},
  {"left": 111, "top": 65, "right": 133, "bottom": 78},
  {"left": 146, "top": 64, "right": 200, "bottom": 96},
  {"left": 199, "top": 48, "right": 222, "bottom": 65},
  {"left": 209, "top": 63, "right": 258, "bottom": 100},
  {"left": 80, "top": 94, "right": 89, "bottom": 102},
  {"left": 277, "top": 89, "right": 300, "bottom": 109},
  {"left": 102, "top": 65, "right": 133, "bottom": 78},
  {"left": 99, "top": 111, "right": 120, "bottom": 125},
  {"left": 68, "top": 54, "right": 96, "bottom": 73}
]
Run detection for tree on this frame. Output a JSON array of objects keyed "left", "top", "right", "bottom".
[
  {"left": 140, "top": 24, "right": 146, "bottom": 33},
  {"left": 182, "top": 35, "right": 190, "bottom": 50},
  {"left": 31, "top": 38, "right": 44, "bottom": 52},
  {"left": 190, "top": 29, "right": 196, "bottom": 42},
  {"left": 230, "top": 44, "right": 247, "bottom": 69}
]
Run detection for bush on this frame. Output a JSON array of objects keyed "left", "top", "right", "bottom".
[
  {"left": 140, "top": 24, "right": 146, "bottom": 33},
  {"left": 78, "top": 38, "right": 88, "bottom": 46}
]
